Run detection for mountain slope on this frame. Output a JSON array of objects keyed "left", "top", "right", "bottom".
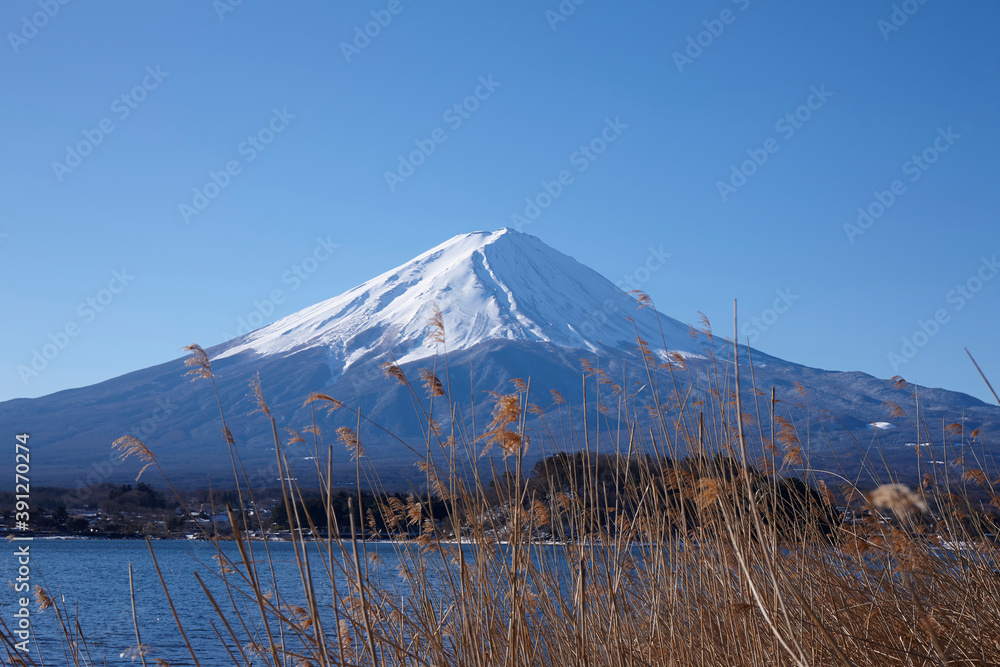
[
  {"left": 2, "top": 229, "right": 997, "bottom": 490},
  {"left": 214, "top": 228, "right": 697, "bottom": 371}
]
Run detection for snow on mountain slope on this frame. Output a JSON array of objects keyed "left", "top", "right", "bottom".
[
  {"left": 215, "top": 228, "right": 695, "bottom": 370},
  {"left": 4, "top": 228, "right": 998, "bottom": 488}
]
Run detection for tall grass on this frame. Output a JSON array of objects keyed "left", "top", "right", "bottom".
[{"left": 5, "top": 301, "right": 1000, "bottom": 666}]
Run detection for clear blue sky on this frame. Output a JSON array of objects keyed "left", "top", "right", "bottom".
[{"left": 1, "top": 1, "right": 998, "bottom": 404}]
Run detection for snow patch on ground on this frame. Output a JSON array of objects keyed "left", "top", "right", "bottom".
[{"left": 868, "top": 422, "right": 895, "bottom": 430}]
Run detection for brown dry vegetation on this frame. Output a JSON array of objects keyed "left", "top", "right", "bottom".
[{"left": 4, "top": 302, "right": 1000, "bottom": 666}]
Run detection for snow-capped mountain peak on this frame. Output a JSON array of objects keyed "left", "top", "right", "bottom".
[
  {"left": 215, "top": 228, "right": 691, "bottom": 369},
  {"left": 7, "top": 229, "right": 998, "bottom": 489}
]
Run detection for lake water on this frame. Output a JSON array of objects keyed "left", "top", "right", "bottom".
[
  {"left": 7, "top": 537, "right": 950, "bottom": 665},
  {"left": 3, "top": 537, "right": 488, "bottom": 666}
]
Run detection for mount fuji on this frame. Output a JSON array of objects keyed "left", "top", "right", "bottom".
[
  {"left": 215, "top": 228, "right": 697, "bottom": 374},
  {"left": 3, "top": 228, "right": 997, "bottom": 490}
]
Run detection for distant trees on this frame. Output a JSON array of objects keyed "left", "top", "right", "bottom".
[
  {"left": 65, "top": 517, "right": 90, "bottom": 533},
  {"left": 100, "top": 482, "right": 167, "bottom": 515},
  {"left": 270, "top": 494, "right": 329, "bottom": 531},
  {"left": 269, "top": 489, "right": 452, "bottom": 538},
  {"left": 510, "top": 451, "right": 840, "bottom": 542},
  {"left": 52, "top": 505, "right": 68, "bottom": 525}
]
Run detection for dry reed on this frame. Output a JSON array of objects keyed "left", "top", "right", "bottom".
[{"left": 4, "top": 301, "right": 1000, "bottom": 667}]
